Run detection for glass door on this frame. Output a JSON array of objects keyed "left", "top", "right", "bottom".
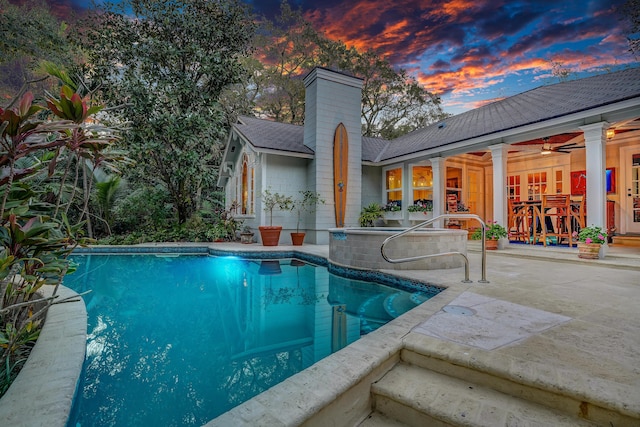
[{"left": 621, "top": 146, "right": 640, "bottom": 233}]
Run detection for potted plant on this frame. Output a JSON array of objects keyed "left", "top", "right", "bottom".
[
  {"left": 471, "top": 220, "right": 508, "bottom": 250},
  {"left": 259, "top": 188, "right": 292, "bottom": 246},
  {"left": 383, "top": 200, "right": 402, "bottom": 221},
  {"left": 240, "top": 226, "right": 254, "bottom": 244},
  {"left": 408, "top": 199, "right": 433, "bottom": 221},
  {"left": 289, "top": 191, "right": 325, "bottom": 245},
  {"left": 574, "top": 225, "right": 607, "bottom": 259},
  {"left": 359, "top": 203, "right": 385, "bottom": 227}
]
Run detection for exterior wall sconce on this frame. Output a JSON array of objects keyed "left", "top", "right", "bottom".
[{"left": 606, "top": 129, "right": 615, "bottom": 140}]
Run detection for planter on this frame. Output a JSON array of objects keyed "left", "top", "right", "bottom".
[
  {"left": 577, "top": 242, "right": 602, "bottom": 259},
  {"left": 485, "top": 239, "right": 499, "bottom": 250},
  {"left": 291, "top": 232, "right": 305, "bottom": 246},
  {"left": 409, "top": 211, "right": 433, "bottom": 222},
  {"left": 259, "top": 226, "right": 282, "bottom": 246},
  {"left": 240, "top": 233, "right": 254, "bottom": 244},
  {"left": 384, "top": 211, "right": 402, "bottom": 221}
]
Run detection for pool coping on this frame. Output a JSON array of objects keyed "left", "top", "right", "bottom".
[
  {"left": 0, "top": 244, "right": 446, "bottom": 427},
  {"left": 0, "top": 285, "right": 87, "bottom": 427}
]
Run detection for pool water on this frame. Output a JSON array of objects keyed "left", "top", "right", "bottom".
[{"left": 65, "top": 254, "right": 437, "bottom": 426}]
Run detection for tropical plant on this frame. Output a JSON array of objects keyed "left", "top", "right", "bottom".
[
  {"left": 472, "top": 221, "right": 508, "bottom": 240},
  {"left": 260, "top": 188, "right": 292, "bottom": 227},
  {"left": 290, "top": 190, "right": 324, "bottom": 233},
  {"left": 575, "top": 225, "right": 607, "bottom": 244},
  {"left": 1, "top": 84, "right": 116, "bottom": 397},
  {"left": 359, "top": 203, "right": 384, "bottom": 227}
]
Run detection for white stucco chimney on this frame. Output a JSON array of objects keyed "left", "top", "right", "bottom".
[{"left": 303, "top": 67, "right": 363, "bottom": 244}]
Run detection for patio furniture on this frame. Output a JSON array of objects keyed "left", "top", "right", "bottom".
[{"left": 538, "top": 194, "right": 573, "bottom": 247}]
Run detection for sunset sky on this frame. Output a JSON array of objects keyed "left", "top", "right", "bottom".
[{"left": 44, "top": 0, "right": 638, "bottom": 115}]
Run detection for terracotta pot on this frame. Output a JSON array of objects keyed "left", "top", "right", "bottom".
[
  {"left": 259, "top": 226, "right": 282, "bottom": 246},
  {"left": 485, "top": 239, "right": 499, "bottom": 250},
  {"left": 577, "top": 242, "right": 601, "bottom": 259},
  {"left": 291, "top": 232, "right": 305, "bottom": 246}
]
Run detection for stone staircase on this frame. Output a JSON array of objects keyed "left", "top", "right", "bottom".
[{"left": 358, "top": 345, "right": 633, "bottom": 427}]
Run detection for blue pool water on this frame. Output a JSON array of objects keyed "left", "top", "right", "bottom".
[{"left": 65, "top": 254, "right": 439, "bottom": 426}]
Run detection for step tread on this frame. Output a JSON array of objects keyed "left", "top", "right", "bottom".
[
  {"left": 372, "top": 363, "right": 598, "bottom": 427},
  {"left": 358, "top": 412, "right": 410, "bottom": 427}
]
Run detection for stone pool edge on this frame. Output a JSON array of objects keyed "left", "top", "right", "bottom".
[{"left": 0, "top": 285, "right": 87, "bottom": 427}]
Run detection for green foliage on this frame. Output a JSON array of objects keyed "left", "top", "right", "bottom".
[
  {"left": 1, "top": 85, "right": 115, "bottom": 397},
  {"left": 0, "top": 0, "right": 75, "bottom": 99},
  {"left": 472, "top": 221, "right": 508, "bottom": 240},
  {"left": 111, "top": 186, "right": 173, "bottom": 233},
  {"left": 576, "top": 225, "right": 608, "bottom": 244},
  {"left": 260, "top": 188, "right": 293, "bottom": 226},
  {"left": 408, "top": 200, "right": 433, "bottom": 212},
  {"left": 78, "top": 0, "right": 256, "bottom": 224},
  {"left": 359, "top": 203, "right": 384, "bottom": 227},
  {"left": 290, "top": 191, "right": 324, "bottom": 233}
]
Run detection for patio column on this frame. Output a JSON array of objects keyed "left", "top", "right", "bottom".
[
  {"left": 580, "top": 122, "right": 608, "bottom": 230},
  {"left": 489, "top": 143, "right": 509, "bottom": 232},
  {"left": 430, "top": 157, "right": 445, "bottom": 227}
]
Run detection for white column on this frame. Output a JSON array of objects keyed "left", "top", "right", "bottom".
[
  {"left": 489, "top": 144, "right": 509, "bottom": 230},
  {"left": 430, "top": 157, "right": 445, "bottom": 227},
  {"left": 580, "top": 122, "right": 608, "bottom": 230}
]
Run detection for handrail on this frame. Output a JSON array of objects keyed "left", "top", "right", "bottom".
[{"left": 380, "top": 214, "right": 488, "bottom": 283}]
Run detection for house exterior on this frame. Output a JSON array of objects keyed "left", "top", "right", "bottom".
[{"left": 217, "top": 66, "right": 640, "bottom": 246}]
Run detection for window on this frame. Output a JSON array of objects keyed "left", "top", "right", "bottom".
[
  {"left": 411, "top": 165, "right": 433, "bottom": 207},
  {"left": 446, "top": 167, "right": 463, "bottom": 209},
  {"left": 527, "top": 171, "right": 547, "bottom": 200},
  {"left": 240, "top": 154, "right": 254, "bottom": 215},
  {"left": 385, "top": 167, "right": 402, "bottom": 209},
  {"left": 507, "top": 175, "right": 521, "bottom": 201},
  {"left": 555, "top": 169, "right": 563, "bottom": 194}
]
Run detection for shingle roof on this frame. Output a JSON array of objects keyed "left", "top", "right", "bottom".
[
  {"left": 232, "top": 67, "right": 640, "bottom": 163},
  {"left": 235, "top": 115, "right": 313, "bottom": 155},
  {"left": 362, "top": 136, "right": 389, "bottom": 162},
  {"left": 380, "top": 67, "right": 640, "bottom": 161}
]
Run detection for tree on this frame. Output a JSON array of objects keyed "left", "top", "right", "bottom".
[
  {"left": 0, "top": 0, "right": 75, "bottom": 100},
  {"left": 620, "top": 0, "right": 640, "bottom": 56},
  {"left": 252, "top": 1, "right": 447, "bottom": 137},
  {"left": 77, "top": 0, "right": 256, "bottom": 224}
]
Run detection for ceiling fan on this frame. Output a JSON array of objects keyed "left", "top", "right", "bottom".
[
  {"left": 512, "top": 135, "right": 584, "bottom": 155},
  {"left": 540, "top": 138, "right": 582, "bottom": 155}
]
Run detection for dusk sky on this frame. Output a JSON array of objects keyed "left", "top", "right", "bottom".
[{"left": 45, "top": 0, "right": 638, "bottom": 115}]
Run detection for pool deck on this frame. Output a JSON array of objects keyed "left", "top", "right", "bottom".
[{"left": 207, "top": 241, "right": 640, "bottom": 426}]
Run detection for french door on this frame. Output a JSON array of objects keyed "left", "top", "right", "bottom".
[{"left": 621, "top": 145, "right": 640, "bottom": 234}]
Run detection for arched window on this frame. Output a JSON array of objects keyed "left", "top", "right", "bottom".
[{"left": 240, "top": 154, "right": 254, "bottom": 215}]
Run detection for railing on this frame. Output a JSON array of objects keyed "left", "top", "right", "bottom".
[{"left": 380, "top": 214, "right": 488, "bottom": 283}]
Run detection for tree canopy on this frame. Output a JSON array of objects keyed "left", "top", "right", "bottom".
[
  {"left": 77, "top": 0, "right": 256, "bottom": 223},
  {"left": 249, "top": 1, "right": 449, "bottom": 138}
]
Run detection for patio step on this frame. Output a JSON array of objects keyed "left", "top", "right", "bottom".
[
  {"left": 368, "top": 362, "right": 598, "bottom": 427},
  {"left": 612, "top": 235, "right": 640, "bottom": 247}
]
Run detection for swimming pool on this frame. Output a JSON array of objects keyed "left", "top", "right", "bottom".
[{"left": 65, "top": 254, "right": 441, "bottom": 426}]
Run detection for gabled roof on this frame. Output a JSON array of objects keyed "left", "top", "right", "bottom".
[
  {"left": 380, "top": 67, "right": 640, "bottom": 161},
  {"left": 229, "top": 67, "right": 640, "bottom": 164},
  {"left": 362, "top": 136, "right": 388, "bottom": 162},
  {"left": 235, "top": 115, "right": 313, "bottom": 155}
]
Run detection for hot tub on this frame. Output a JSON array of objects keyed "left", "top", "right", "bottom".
[{"left": 329, "top": 227, "right": 468, "bottom": 270}]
